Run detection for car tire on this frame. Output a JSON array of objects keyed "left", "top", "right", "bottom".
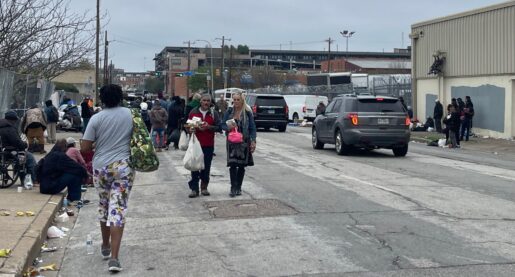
[
  {"left": 312, "top": 128, "right": 324, "bottom": 149},
  {"left": 335, "top": 129, "right": 351, "bottom": 155},
  {"left": 392, "top": 145, "right": 408, "bottom": 157},
  {"left": 278, "top": 124, "right": 287, "bottom": 132}
]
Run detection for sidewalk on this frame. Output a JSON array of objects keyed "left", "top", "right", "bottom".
[
  {"left": 410, "top": 131, "right": 515, "bottom": 155},
  {"left": 0, "top": 131, "right": 83, "bottom": 277}
]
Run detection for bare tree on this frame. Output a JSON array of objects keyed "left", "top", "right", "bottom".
[{"left": 0, "top": 0, "right": 96, "bottom": 79}]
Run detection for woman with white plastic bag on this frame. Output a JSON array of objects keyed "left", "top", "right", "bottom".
[{"left": 184, "top": 94, "right": 221, "bottom": 198}]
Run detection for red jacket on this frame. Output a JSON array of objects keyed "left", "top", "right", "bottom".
[{"left": 188, "top": 107, "right": 221, "bottom": 147}]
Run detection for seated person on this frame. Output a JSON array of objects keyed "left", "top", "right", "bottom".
[
  {"left": 37, "top": 139, "right": 87, "bottom": 202},
  {"left": 65, "top": 137, "right": 87, "bottom": 168},
  {"left": 0, "top": 111, "right": 37, "bottom": 183}
]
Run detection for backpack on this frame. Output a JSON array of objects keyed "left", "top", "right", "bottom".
[
  {"left": 140, "top": 109, "right": 150, "bottom": 123},
  {"left": 129, "top": 109, "right": 159, "bottom": 172}
]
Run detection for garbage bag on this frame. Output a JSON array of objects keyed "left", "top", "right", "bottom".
[
  {"left": 179, "top": 131, "right": 189, "bottom": 151},
  {"left": 183, "top": 134, "right": 204, "bottom": 171},
  {"left": 47, "top": 226, "right": 65, "bottom": 238},
  {"left": 438, "top": 138, "right": 447, "bottom": 147}
]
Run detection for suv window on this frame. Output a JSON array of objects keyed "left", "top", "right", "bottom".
[
  {"left": 357, "top": 99, "right": 404, "bottom": 113},
  {"left": 325, "top": 100, "right": 336, "bottom": 114},
  {"left": 328, "top": 99, "right": 342, "bottom": 113},
  {"left": 256, "top": 96, "right": 286, "bottom": 106}
]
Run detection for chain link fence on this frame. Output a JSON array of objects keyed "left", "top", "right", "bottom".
[
  {"left": 249, "top": 75, "right": 412, "bottom": 105},
  {"left": 0, "top": 68, "right": 55, "bottom": 118}
]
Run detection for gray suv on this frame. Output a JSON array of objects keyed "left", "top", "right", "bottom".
[{"left": 312, "top": 95, "right": 410, "bottom": 156}]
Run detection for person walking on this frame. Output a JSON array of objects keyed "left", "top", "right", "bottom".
[
  {"left": 44, "top": 100, "right": 59, "bottom": 143},
  {"left": 215, "top": 95, "right": 228, "bottom": 115},
  {"left": 186, "top": 94, "right": 221, "bottom": 198},
  {"left": 21, "top": 104, "right": 47, "bottom": 154},
  {"left": 461, "top": 96, "right": 475, "bottom": 141},
  {"left": 433, "top": 99, "right": 443, "bottom": 133},
  {"left": 184, "top": 93, "right": 201, "bottom": 119},
  {"left": 139, "top": 102, "right": 151, "bottom": 132},
  {"left": 81, "top": 97, "right": 93, "bottom": 133},
  {"left": 222, "top": 92, "right": 257, "bottom": 197},
  {"left": 149, "top": 100, "right": 168, "bottom": 151},
  {"left": 81, "top": 84, "right": 135, "bottom": 273},
  {"left": 166, "top": 96, "right": 184, "bottom": 150},
  {"left": 316, "top": 102, "right": 326, "bottom": 116}
]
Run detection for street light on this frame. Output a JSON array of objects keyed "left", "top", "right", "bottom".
[
  {"left": 340, "top": 30, "right": 356, "bottom": 53},
  {"left": 194, "top": 39, "right": 214, "bottom": 96}
]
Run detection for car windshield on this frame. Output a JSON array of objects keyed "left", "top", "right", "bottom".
[{"left": 357, "top": 99, "right": 404, "bottom": 112}]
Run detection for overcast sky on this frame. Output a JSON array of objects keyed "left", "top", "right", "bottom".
[{"left": 69, "top": 0, "right": 506, "bottom": 72}]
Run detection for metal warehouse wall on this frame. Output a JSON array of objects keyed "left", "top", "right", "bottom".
[{"left": 412, "top": 1, "right": 515, "bottom": 79}]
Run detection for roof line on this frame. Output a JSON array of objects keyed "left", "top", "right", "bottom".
[{"left": 412, "top": 0, "right": 515, "bottom": 28}]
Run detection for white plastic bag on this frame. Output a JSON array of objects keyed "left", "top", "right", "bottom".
[
  {"left": 183, "top": 134, "right": 204, "bottom": 171},
  {"left": 47, "top": 226, "right": 66, "bottom": 238},
  {"left": 179, "top": 130, "right": 189, "bottom": 151},
  {"left": 438, "top": 138, "right": 446, "bottom": 147}
]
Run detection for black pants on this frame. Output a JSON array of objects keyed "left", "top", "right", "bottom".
[
  {"left": 188, "top": 147, "right": 214, "bottom": 192},
  {"left": 229, "top": 166, "right": 245, "bottom": 191},
  {"left": 40, "top": 173, "right": 82, "bottom": 201},
  {"left": 434, "top": 117, "right": 442, "bottom": 132}
]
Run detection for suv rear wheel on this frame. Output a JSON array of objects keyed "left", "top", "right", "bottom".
[
  {"left": 392, "top": 145, "right": 408, "bottom": 157},
  {"left": 278, "top": 124, "right": 287, "bottom": 132},
  {"left": 312, "top": 128, "right": 324, "bottom": 149},
  {"left": 335, "top": 129, "right": 352, "bottom": 155}
]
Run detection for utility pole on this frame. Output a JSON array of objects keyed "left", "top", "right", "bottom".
[
  {"left": 325, "top": 37, "right": 334, "bottom": 73},
  {"left": 228, "top": 45, "right": 233, "bottom": 88},
  {"left": 95, "top": 0, "right": 100, "bottom": 102},
  {"left": 103, "top": 30, "right": 109, "bottom": 86},
  {"left": 183, "top": 40, "right": 191, "bottom": 101},
  {"left": 215, "top": 36, "right": 231, "bottom": 90}
]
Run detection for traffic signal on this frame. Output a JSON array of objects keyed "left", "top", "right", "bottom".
[
  {"left": 154, "top": 71, "right": 161, "bottom": 77},
  {"left": 175, "top": 73, "right": 184, "bottom": 77}
]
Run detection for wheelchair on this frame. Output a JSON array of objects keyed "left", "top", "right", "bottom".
[{"left": 0, "top": 148, "right": 27, "bottom": 189}]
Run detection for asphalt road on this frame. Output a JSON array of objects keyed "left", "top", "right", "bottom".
[{"left": 59, "top": 126, "right": 515, "bottom": 276}]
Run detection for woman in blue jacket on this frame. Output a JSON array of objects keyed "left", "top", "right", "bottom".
[{"left": 222, "top": 92, "right": 257, "bottom": 197}]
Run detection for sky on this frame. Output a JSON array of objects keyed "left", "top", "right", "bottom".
[{"left": 69, "top": 0, "right": 506, "bottom": 72}]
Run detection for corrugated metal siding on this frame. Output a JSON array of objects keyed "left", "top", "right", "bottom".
[{"left": 413, "top": 4, "right": 515, "bottom": 78}]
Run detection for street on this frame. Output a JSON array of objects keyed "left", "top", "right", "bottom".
[{"left": 58, "top": 126, "right": 515, "bottom": 276}]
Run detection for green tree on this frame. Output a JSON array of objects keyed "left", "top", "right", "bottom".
[
  {"left": 188, "top": 67, "right": 209, "bottom": 91},
  {"left": 237, "top": 45, "right": 249, "bottom": 54},
  {"left": 144, "top": 77, "right": 164, "bottom": 93}
]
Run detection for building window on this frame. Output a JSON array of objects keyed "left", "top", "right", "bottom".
[{"left": 171, "top": 58, "right": 182, "bottom": 65}]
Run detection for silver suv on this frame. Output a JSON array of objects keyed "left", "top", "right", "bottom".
[{"left": 312, "top": 95, "right": 410, "bottom": 156}]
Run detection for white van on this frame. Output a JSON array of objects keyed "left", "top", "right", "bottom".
[
  {"left": 283, "top": 95, "right": 328, "bottom": 122},
  {"left": 214, "top": 88, "right": 246, "bottom": 107}
]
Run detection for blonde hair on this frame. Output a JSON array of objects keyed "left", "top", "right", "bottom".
[{"left": 232, "top": 92, "right": 251, "bottom": 112}]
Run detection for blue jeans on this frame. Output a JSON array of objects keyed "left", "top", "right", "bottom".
[
  {"left": 25, "top": 152, "right": 36, "bottom": 182},
  {"left": 188, "top": 147, "right": 214, "bottom": 192},
  {"left": 40, "top": 173, "right": 82, "bottom": 201},
  {"left": 152, "top": 128, "right": 166, "bottom": 148}
]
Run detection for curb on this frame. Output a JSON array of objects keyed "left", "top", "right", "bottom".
[{"left": 0, "top": 194, "right": 63, "bottom": 277}]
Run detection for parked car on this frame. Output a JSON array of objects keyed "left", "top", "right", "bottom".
[
  {"left": 245, "top": 93, "right": 289, "bottom": 132},
  {"left": 312, "top": 94, "right": 410, "bottom": 156},
  {"left": 283, "top": 95, "right": 328, "bottom": 122}
]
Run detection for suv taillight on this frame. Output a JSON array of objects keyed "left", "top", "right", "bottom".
[
  {"left": 405, "top": 116, "right": 411, "bottom": 126},
  {"left": 252, "top": 105, "right": 257, "bottom": 114},
  {"left": 302, "top": 105, "right": 306, "bottom": 113},
  {"left": 285, "top": 105, "right": 289, "bottom": 116},
  {"left": 347, "top": 113, "right": 359, "bottom": 126}
]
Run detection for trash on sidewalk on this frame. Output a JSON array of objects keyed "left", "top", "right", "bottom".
[
  {"left": 47, "top": 201, "right": 59, "bottom": 205},
  {"left": 41, "top": 246, "right": 58, "bottom": 253},
  {"left": 1, "top": 211, "right": 10, "bottom": 216},
  {"left": 55, "top": 212, "right": 69, "bottom": 223},
  {"left": 16, "top": 211, "right": 25, "bottom": 216},
  {"left": 25, "top": 211, "right": 35, "bottom": 216},
  {"left": 0, "top": 248, "right": 12, "bottom": 257},
  {"left": 39, "top": 263, "right": 58, "bottom": 271},
  {"left": 66, "top": 209, "right": 75, "bottom": 216},
  {"left": 47, "top": 226, "right": 66, "bottom": 239}
]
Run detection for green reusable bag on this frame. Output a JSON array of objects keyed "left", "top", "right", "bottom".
[{"left": 129, "top": 108, "right": 159, "bottom": 172}]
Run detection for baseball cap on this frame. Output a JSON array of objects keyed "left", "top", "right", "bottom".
[{"left": 4, "top": 110, "right": 18, "bottom": 120}]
